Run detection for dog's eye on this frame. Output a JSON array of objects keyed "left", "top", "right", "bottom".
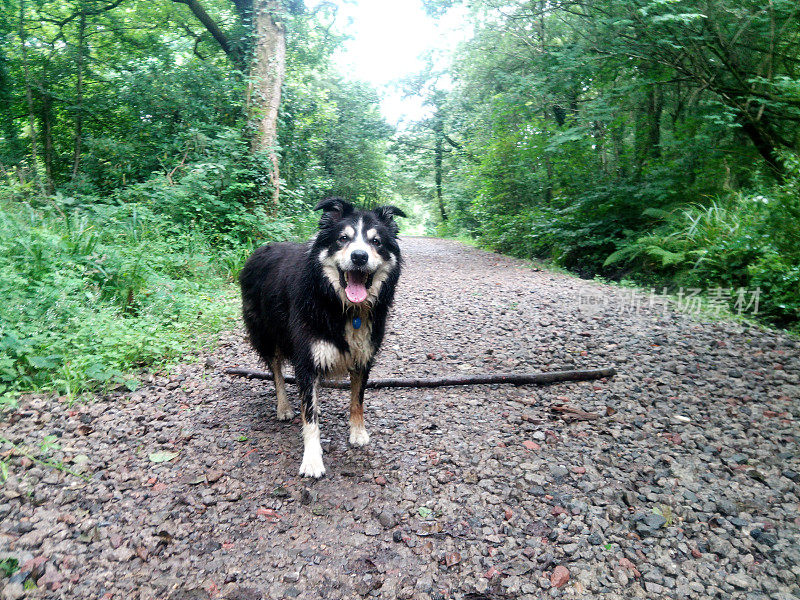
[
  {"left": 338, "top": 234, "right": 350, "bottom": 243},
  {"left": 370, "top": 238, "right": 381, "bottom": 247}
]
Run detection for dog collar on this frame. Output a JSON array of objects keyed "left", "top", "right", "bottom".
[{"left": 352, "top": 317, "right": 362, "bottom": 329}]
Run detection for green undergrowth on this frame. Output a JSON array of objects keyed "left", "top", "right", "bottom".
[
  {"left": 453, "top": 161, "right": 800, "bottom": 333},
  {"left": 0, "top": 184, "right": 277, "bottom": 408}
]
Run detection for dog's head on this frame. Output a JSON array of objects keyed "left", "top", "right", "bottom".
[{"left": 312, "top": 197, "right": 406, "bottom": 306}]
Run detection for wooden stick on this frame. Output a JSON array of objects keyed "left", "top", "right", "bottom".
[{"left": 223, "top": 367, "right": 616, "bottom": 389}]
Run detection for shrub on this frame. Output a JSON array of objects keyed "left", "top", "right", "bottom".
[
  {"left": 0, "top": 190, "right": 242, "bottom": 400},
  {"left": 601, "top": 170, "right": 800, "bottom": 329}
]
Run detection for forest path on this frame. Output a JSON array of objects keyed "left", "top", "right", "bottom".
[{"left": 3, "top": 237, "right": 800, "bottom": 600}]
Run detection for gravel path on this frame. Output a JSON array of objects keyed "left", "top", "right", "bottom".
[{"left": 2, "top": 237, "right": 800, "bottom": 600}]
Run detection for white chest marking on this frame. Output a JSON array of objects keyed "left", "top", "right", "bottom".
[{"left": 311, "top": 319, "right": 374, "bottom": 375}]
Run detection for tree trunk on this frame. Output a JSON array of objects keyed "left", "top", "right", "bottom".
[
  {"left": 611, "top": 121, "right": 627, "bottom": 179},
  {"left": 647, "top": 84, "right": 663, "bottom": 159},
  {"left": 40, "top": 92, "right": 55, "bottom": 195},
  {"left": 634, "top": 85, "right": 662, "bottom": 177},
  {"left": 434, "top": 128, "right": 446, "bottom": 222},
  {"left": 247, "top": 0, "right": 285, "bottom": 205},
  {"left": 19, "top": 0, "right": 44, "bottom": 193},
  {"left": 72, "top": 7, "right": 86, "bottom": 182},
  {"left": 738, "top": 115, "right": 785, "bottom": 181},
  {"left": 543, "top": 154, "right": 554, "bottom": 204},
  {"left": 432, "top": 105, "right": 447, "bottom": 221}
]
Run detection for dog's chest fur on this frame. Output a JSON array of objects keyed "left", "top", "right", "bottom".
[{"left": 312, "top": 317, "right": 374, "bottom": 375}]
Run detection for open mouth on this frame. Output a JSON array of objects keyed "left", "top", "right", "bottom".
[{"left": 339, "top": 269, "right": 375, "bottom": 304}]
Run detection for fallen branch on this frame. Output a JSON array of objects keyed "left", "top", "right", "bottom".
[{"left": 223, "top": 367, "right": 616, "bottom": 389}]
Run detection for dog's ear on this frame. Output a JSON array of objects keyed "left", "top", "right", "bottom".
[
  {"left": 314, "top": 197, "right": 353, "bottom": 226},
  {"left": 373, "top": 205, "right": 407, "bottom": 224},
  {"left": 373, "top": 205, "right": 406, "bottom": 236}
]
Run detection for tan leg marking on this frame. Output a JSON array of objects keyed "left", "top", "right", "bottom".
[
  {"left": 270, "top": 356, "right": 293, "bottom": 421},
  {"left": 349, "top": 370, "right": 370, "bottom": 446}
]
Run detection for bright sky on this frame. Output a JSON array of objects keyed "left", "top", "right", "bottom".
[{"left": 308, "top": 0, "right": 470, "bottom": 126}]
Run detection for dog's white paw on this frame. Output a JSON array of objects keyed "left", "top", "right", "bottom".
[
  {"left": 276, "top": 406, "right": 294, "bottom": 421},
  {"left": 299, "top": 454, "right": 326, "bottom": 478},
  {"left": 349, "top": 427, "right": 370, "bottom": 447}
]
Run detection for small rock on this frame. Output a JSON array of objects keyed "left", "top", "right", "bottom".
[
  {"left": 728, "top": 453, "right": 748, "bottom": 465},
  {"left": 550, "top": 565, "right": 569, "bottom": 588},
  {"left": 377, "top": 511, "right": 398, "bottom": 529},
  {"left": 224, "top": 588, "right": 262, "bottom": 600},
  {"left": 714, "top": 499, "right": 737, "bottom": 516},
  {"left": 549, "top": 465, "right": 569, "bottom": 480},
  {"left": 750, "top": 529, "right": 777, "bottom": 547},
  {"left": 709, "top": 535, "right": 735, "bottom": 556},
  {"left": 37, "top": 562, "right": 62, "bottom": 591},
  {"left": 782, "top": 469, "right": 800, "bottom": 482},
  {"left": 112, "top": 547, "right": 135, "bottom": 562},
  {"left": 645, "top": 581, "right": 664, "bottom": 594},
  {"left": 364, "top": 522, "right": 382, "bottom": 536},
  {"left": 1, "top": 582, "right": 24, "bottom": 600},
  {"left": 20, "top": 556, "right": 47, "bottom": 580},
  {"left": 636, "top": 512, "right": 667, "bottom": 535},
  {"left": 725, "top": 572, "right": 756, "bottom": 590},
  {"left": 283, "top": 572, "right": 300, "bottom": 583},
  {"left": 206, "top": 470, "right": 224, "bottom": 483}
]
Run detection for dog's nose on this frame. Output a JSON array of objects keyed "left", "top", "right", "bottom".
[{"left": 350, "top": 250, "right": 368, "bottom": 266}]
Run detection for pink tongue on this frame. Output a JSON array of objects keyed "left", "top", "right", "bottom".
[{"left": 345, "top": 276, "right": 368, "bottom": 303}]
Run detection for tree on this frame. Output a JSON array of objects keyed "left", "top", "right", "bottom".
[
  {"left": 173, "top": 0, "right": 288, "bottom": 203},
  {"left": 248, "top": 0, "right": 285, "bottom": 204}
]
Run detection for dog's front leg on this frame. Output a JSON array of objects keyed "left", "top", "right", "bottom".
[
  {"left": 297, "top": 367, "right": 325, "bottom": 478},
  {"left": 349, "top": 367, "right": 370, "bottom": 446}
]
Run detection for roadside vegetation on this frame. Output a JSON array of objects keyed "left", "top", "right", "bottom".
[
  {"left": 0, "top": 1, "right": 398, "bottom": 403},
  {"left": 2, "top": 0, "right": 798, "bottom": 405},
  {"left": 400, "top": 0, "right": 800, "bottom": 331}
]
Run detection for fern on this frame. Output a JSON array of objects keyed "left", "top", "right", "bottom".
[
  {"left": 603, "top": 245, "right": 642, "bottom": 267},
  {"left": 645, "top": 246, "right": 686, "bottom": 266}
]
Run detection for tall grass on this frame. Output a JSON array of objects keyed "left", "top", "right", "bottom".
[{"left": 0, "top": 189, "right": 242, "bottom": 405}]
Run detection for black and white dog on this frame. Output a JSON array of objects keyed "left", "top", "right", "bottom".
[{"left": 239, "top": 197, "right": 405, "bottom": 477}]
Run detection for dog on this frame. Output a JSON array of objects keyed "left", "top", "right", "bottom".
[{"left": 239, "top": 197, "right": 406, "bottom": 477}]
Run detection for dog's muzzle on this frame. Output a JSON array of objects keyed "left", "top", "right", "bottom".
[{"left": 339, "top": 269, "right": 375, "bottom": 304}]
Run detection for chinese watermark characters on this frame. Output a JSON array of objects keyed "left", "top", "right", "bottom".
[{"left": 577, "top": 287, "right": 761, "bottom": 317}]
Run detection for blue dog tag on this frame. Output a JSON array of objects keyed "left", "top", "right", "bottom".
[{"left": 352, "top": 317, "right": 362, "bottom": 329}]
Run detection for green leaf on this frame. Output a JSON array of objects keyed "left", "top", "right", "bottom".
[
  {"left": 417, "top": 506, "right": 433, "bottom": 519},
  {"left": 148, "top": 451, "right": 179, "bottom": 463},
  {"left": 27, "top": 355, "right": 58, "bottom": 369},
  {"left": 0, "top": 557, "right": 18, "bottom": 578},
  {"left": 603, "top": 245, "right": 640, "bottom": 267}
]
